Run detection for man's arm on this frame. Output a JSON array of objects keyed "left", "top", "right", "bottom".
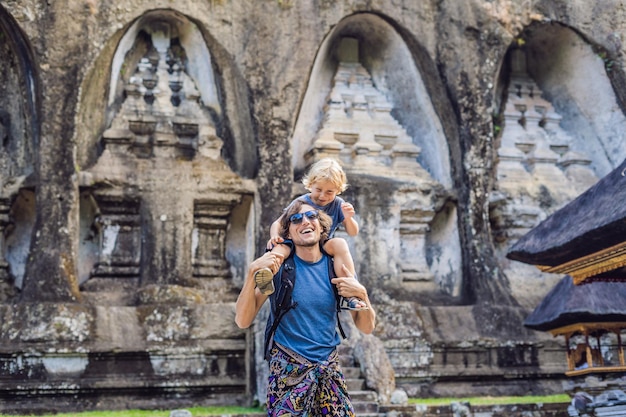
[
  {"left": 235, "top": 252, "right": 282, "bottom": 329},
  {"left": 331, "top": 265, "right": 375, "bottom": 334},
  {"left": 351, "top": 294, "right": 375, "bottom": 334}
]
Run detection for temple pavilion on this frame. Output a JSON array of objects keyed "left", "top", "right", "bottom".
[
  {"left": 507, "top": 159, "right": 626, "bottom": 415},
  {"left": 508, "top": 158, "right": 626, "bottom": 377}
]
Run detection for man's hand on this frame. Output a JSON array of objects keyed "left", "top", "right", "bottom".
[
  {"left": 236, "top": 251, "right": 285, "bottom": 329},
  {"left": 251, "top": 251, "right": 284, "bottom": 276},
  {"left": 331, "top": 265, "right": 365, "bottom": 298},
  {"left": 332, "top": 265, "right": 375, "bottom": 334}
]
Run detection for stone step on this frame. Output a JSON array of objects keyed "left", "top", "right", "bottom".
[
  {"left": 379, "top": 404, "right": 422, "bottom": 417},
  {"left": 350, "top": 386, "right": 379, "bottom": 415},
  {"left": 337, "top": 342, "right": 354, "bottom": 354},
  {"left": 595, "top": 405, "right": 626, "bottom": 416},
  {"left": 342, "top": 366, "right": 362, "bottom": 379},
  {"left": 350, "top": 390, "right": 378, "bottom": 402},
  {"left": 340, "top": 345, "right": 379, "bottom": 417},
  {"left": 339, "top": 355, "right": 356, "bottom": 368},
  {"left": 345, "top": 377, "right": 365, "bottom": 391},
  {"left": 352, "top": 400, "right": 379, "bottom": 414}
]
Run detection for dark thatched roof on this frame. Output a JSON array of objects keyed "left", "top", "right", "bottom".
[
  {"left": 524, "top": 275, "right": 626, "bottom": 332},
  {"left": 507, "top": 158, "right": 626, "bottom": 267}
]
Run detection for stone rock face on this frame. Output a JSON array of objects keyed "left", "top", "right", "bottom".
[
  {"left": 354, "top": 333, "right": 396, "bottom": 404},
  {"left": 0, "top": 0, "right": 625, "bottom": 412}
]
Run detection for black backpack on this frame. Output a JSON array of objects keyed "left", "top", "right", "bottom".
[{"left": 263, "top": 250, "right": 346, "bottom": 361}]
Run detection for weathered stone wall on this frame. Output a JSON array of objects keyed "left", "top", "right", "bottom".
[{"left": 0, "top": 0, "right": 625, "bottom": 413}]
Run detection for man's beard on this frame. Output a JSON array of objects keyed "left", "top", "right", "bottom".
[{"left": 289, "top": 233, "right": 320, "bottom": 248}]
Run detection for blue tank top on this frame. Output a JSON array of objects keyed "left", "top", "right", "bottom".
[
  {"left": 300, "top": 194, "right": 346, "bottom": 237},
  {"left": 273, "top": 254, "right": 341, "bottom": 362}
]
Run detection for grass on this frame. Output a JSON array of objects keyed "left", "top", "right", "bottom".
[
  {"left": 0, "top": 406, "right": 265, "bottom": 417},
  {"left": 1, "top": 395, "right": 572, "bottom": 416},
  {"left": 409, "top": 394, "right": 571, "bottom": 406}
]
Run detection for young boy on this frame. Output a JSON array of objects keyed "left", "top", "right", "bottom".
[{"left": 256, "top": 158, "right": 367, "bottom": 310}]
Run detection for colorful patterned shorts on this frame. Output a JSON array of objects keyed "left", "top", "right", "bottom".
[{"left": 266, "top": 344, "right": 356, "bottom": 417}]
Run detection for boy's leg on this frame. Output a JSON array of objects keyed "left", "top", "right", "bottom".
[
  {"left": 324, "top": 238, "right": 355, "bottom": 275},
  {"left": 324, "top": 238, "right": 367, "bottom": 310},
  {"left": 254, "top": 242, "right": 292, "bottom": 295}
]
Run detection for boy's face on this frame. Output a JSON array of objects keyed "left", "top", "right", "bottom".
[{"left": 308, "top": 180, "right": 340, "bottom": 207}]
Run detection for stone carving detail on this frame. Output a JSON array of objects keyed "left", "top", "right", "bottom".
[
  {"left": 0, "top": 186, "right": 34, "bottom": 297},
  {"left": 492, "top": 48, "right": 599, "bottom": 244},
  {"left": 104, "top": 26, "right": 218, "bottom": 160},
  {"left": 0, "top": 198, "right": 11, "bottom": 282},
  {"left": 0, "top": 111, "right": 9, "bottom": 147},
  {"left": 399, "top": 208, "right": 435, "bottom": 282},
  {"left": 306, "top": 38, "right": 421, "bottom": 174},
  {"left": 90, "top": 193, "right": 141, "bottom": 280},
  {"left": 303, "top": 38, "right": 454, "bottom": 287},
  {"left": 192, "top": 198, "right": 238, "bottom": 279},
  {"left": 0, "top": 106, "right": 35, "bottom": 299},
  {"left": 79, "top": 20, "right": 255, "bottom": 303}
]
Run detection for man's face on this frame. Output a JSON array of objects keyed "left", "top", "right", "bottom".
[{"left": 287, "top": 204, "right": 321, "bottom": 248}]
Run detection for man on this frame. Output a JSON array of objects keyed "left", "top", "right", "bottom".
[{"left": 235, "top": 199, "right": 375, "bottom": 416}]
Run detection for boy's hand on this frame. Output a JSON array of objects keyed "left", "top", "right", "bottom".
[
  {"left": 341, "top": 202, "right": 355, "bottom": 219},
  {"left": 267, "top": 235, "right": 285, "bottom": 250}
]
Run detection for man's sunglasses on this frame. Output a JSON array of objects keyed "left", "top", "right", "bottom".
[{"left": 289, "top": 210, "right": 319, "bottom": 224}]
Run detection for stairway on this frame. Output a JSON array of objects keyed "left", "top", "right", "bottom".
[{"left": 338, "top": 343, "right": 380, "bottom": 416}]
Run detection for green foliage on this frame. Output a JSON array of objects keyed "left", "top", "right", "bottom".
[
  {"left": 0, "top": 406, "right": 265, "bottom": 417},
  {"left": 1, "top": 397, "right": 572, "bottom": 416},
  {"left": 409, "top": 394, "right": 570, "bottom": 406},
  {"left": 492, "top": 111, "right": 503, "bottom": 139},
  {"left": 277, "top": 0, "right": 293, "bottom": 8},
  {"left": 595, "top": 49, "right": 616, "bottom": 72}
]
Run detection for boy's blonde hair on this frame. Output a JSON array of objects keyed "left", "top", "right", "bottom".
[{"left": 301, "top": 158, "right": 348, "bottom": 193}]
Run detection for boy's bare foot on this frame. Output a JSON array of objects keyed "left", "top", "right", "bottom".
[{"left": 254, "top": 268, "right": 275, "bottom": 295}]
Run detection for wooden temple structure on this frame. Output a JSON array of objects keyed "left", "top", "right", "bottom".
[
  {"left": 522, "top": 276, "right": 626, "bottom": 377},
  {"left": 507, "top": 159, "right": 626, "bottom": 414}
]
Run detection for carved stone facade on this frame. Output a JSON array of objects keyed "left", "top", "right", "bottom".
[
  {"left": 306, "top": 38, "right": 455, "bottom": 290},
  {"left": 0, "top": 1, "right": 626, "bottom": 413},
  {"left": 491, "top": 48, "right": 598, "bottom": 249}
]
